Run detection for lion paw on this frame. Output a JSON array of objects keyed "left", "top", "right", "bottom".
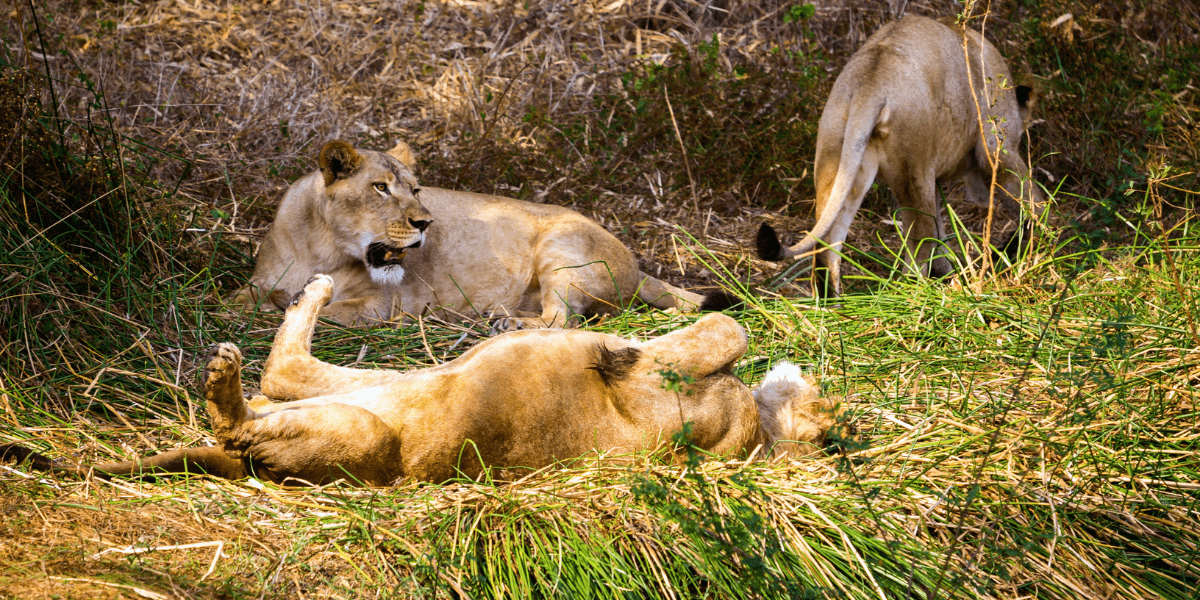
[
  {"left": 490, "top": 316, "right": 560, "bottom": 334},
  {"left": 489, "top": 317, "right": 527, "bottom": 335},
  {"left": 230, "top": 287, "right": 257, "bottom": 311},
  {"left": 290, "top": 274, "right": 335, "bottom": 307},
  {"left": 203, "top": 343, "right": 249, "bottom": 434},
  {"left": 231, "top": 286, "right": 285, "bottom": 312},
  {"left": 203, "top": 343, "right": 242, "bottom": 390}
]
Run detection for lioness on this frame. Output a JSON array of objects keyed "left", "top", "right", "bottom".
[
  {"left": 756, "top": 15, "right": 1044, "bottom": 296},
  {"left": 233, "top": 140, "right": 726, "bottom": 330},
  {"left": 2, "top": 275, "right": 838, "bottom": 485}
]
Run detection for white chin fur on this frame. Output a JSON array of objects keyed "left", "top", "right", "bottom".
[
  {"left": 759, "top": 361, "right": 808, "bottom": 390},
  {"left": 368, "top": 264, "right": 407, "bottom": 287},
  {"left": 753, "top": 361, "right": 812, "bottom": 419},
  {"left": 753, "top": 361, "right": 823, "bottom": 458}
]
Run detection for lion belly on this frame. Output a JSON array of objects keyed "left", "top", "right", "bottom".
[{"left": 387, "top": 323, "right": 762, "bottom": 480}]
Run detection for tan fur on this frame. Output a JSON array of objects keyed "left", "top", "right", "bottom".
[
  {"left": 762, "top": 15, "right": 1044, "bottom": 296},
  {"left": 33, "top": 275, "right": 837, "bottom": 485},
  {"left": 752, "top": 362, "right": 840, "bottom": 458},
  {"left": 232, "top": 140, "right": 706, "bottom": 331}
]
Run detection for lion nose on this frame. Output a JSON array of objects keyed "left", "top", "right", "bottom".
[{"left": 410, "top": 218, "right": 432, "bottom": 232}]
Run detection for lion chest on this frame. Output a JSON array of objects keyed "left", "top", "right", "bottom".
[{"left": 391, "top": 209, "right": 543, "bottom": 315}]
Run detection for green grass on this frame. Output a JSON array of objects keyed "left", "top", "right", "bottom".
[{"left": 3, "top": 205, "right": 1199, "bottom": 597}]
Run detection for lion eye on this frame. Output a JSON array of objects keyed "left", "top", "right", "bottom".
[{"left": 373, "top": 182, "right": 388, "bottom": 192}]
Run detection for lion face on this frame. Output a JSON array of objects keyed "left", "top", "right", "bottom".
[{"left": 317, "top": 141, "right": 433, "bottom": 286}]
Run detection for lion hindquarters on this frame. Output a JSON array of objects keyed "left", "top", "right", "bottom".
[
  {"left": 223, "top": 401, "right": 402, "bottom": 486},
  {"left": 753, "top": 362, "right": 839, "bottom": 458},
  {"left": 203, "top": 335, "right": 402, "bottom": 485}
]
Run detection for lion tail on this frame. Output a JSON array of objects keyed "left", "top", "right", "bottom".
[
  {"left": 1, "top": 442, "right": 247, "bottom": 480},
  {"left": 752, "top": 362, "right": 840, "bottom": 458},
  {"left": 759, "top": 95, "right": 886, "bottom": 262},
  {"left": 93, "top": 447, "right": 248, "bottom": 480},
  {"left": 0, "top": 443, "right": 84, "bottom": 475},
  {"left": 635, "top": 272, "right": 741, "bottom": 313}
]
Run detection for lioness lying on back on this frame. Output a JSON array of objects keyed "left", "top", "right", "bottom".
[
  {"left": 757, "top": 15, "right": 1045, "bottom": 296},
  {"left": 233, "top": 140, "right": 727, "bottom": 330},
  {"left": 3, "top": 274, "right": 839, "bottom": 485}
]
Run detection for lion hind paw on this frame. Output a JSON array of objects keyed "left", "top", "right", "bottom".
[
  {"left": 490, "top": 316, "right": 557, "bottom": 335},
  {"left": 489, "top": 317, "right": 525, "bottom": 335}
]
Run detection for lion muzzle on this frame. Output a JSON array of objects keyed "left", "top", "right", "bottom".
[{"left": 366, "top": 237, "right": 423, "bottom": 269}]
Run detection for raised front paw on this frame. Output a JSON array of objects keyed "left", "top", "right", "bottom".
[
  {"left": 203, "top": 342, "right": 243, "bottom": 391},
  {"left": 289, "top": 274, "right": 335, "bottom": 308}
]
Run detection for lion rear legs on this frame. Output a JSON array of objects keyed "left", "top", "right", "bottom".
[
  {"left": 491, "top": 281, "right": 586, "bottom": 333},
  {"left": 892, "top": 173, "right": 951, "bottom": 279},
  {"left": 204, "top": 343, "right": 249, "bottom": 440},
  {"left": 812, "top": 184, "right": 870, "bottom": 298},
  {"left": 202, "top": 340, "right": 401, "bottom": 486}
]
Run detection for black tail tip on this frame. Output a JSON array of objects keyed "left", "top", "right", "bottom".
[
  {"left": 756, "top": 223, "right": 785, "bottom": 261},
  {"left": 1015, "top": 85, "right": 1033, "bottom": 109},
  {"left": 0, "top": 443, "right": 58, "bottom": 472},
  {"left": 700, "top": 290, "right": 744, "bottom": 312}
]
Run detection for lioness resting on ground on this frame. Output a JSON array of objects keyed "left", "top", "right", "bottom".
[
  {"left": 2, "top": 275, "right": 838, "bottom": 485},
  {"left": 233, "top": 140, "right": 727, "bottom": 331},
  {"left": 757, "top": 15, "right": 1045, "bottom": 296}
]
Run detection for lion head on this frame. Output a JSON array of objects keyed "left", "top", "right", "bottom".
[{"left": 317, "top": 140, "right": 433, "bottom": 286}]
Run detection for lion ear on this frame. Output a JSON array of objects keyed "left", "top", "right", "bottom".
[
  {"left": 386, "top": 141, "right": 418, "bottom": 172},
  {"left": 319, "top": 140, "right": 364, "bottom": 187}
]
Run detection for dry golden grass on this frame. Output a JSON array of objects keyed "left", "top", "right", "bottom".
[{"left": 5, "top": 0, "right": 1017, "bottom": 294}]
